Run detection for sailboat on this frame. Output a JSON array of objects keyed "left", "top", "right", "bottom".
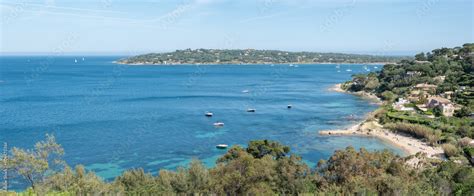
[
  {"left": 82, "top": 57, "right": 85, "bottom": 61},
  {"left": 74, "top": 59, "right": 78, "bottom": 63}
]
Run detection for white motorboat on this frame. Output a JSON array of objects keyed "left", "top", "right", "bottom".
[
  {"left": 287, "top": 104, "right": 292, "bottom": 109},
  {"left": 216, "top": 144, "right": 228, "bottom": 149},
  {"left": 213, "top": 122, "right": 224, "bottom": 126},
  {"left": 247, "top": 108, "right": 256, "bottom": 112},
  {"left": 205, "top": 112, "right": 213, "bottom": 117}
]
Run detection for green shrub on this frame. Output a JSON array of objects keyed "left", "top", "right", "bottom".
[
  {"left": 442, "top": 143, "right": 459, "bottom": 158},
  {"left": 385, "top": 122, "right": 440, "bottom": 145}
]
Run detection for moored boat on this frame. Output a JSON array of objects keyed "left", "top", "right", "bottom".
[
  {"left": 216, "top": 144, "right": 228, "bottom": 149},
  {"left": 213, "top": 122, "right": 224, "bottom": 126}
]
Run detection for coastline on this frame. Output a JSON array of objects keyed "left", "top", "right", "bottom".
[
  {"left": 324, "top": 83, "right": 443, "bottom": 158},
  {"left": 114, "top": 61, "right": 389, "bottom": 66},
  {"left": 328, "top": 84, "right": 382, "bottom": 105}
]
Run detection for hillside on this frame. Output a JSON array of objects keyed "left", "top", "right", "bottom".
[
  {"left": 118, "top": 49, "right": 408, "bottom": 65},
  {"left": 342, "top": 43, "right": 474, "bottom": 164}
]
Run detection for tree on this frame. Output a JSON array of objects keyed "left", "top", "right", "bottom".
[
  {"left": 9, "top": 134, "right": 64, "bottom": 189},
  {"left": 415, "top": 52, "right": 427, "bottom": 61},
  {"left": 246, "top": 140, "right": 290, "bottom": 159},
  {"left": 454, "top": 107, "right": 471, "bottom": 117},
  {"left": 41, "top": 165, "right": 113, "bottom": 194},
  {"left": 432, "top": 106, "right": 443, "bottom": 117}
]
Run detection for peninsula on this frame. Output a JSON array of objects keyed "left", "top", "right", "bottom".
[{"left": 118, "top": 49, "right": 409, "bottom": 65}]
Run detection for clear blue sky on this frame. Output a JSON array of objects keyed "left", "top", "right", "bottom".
[{"left": 1, "top": 0, "right": 473, "bottom": 55}]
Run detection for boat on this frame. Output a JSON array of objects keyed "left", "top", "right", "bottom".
[
  {"left": 374, "top": 66, "right": 378, "bottom": 69},
  {"left": 289, "top": 64, "right": 294, "bottom": 67},
  {"left": 82, "top": 57, "right": 85, "bottom": 61},
  {"left": 74, "top": 59, "right": 78, "bottom": 63},
  {"left": 346, "top": 69, "right": 352, "bottom": 72},
  {"left": 216, "top": 144, "right": 228, "bottom": 149},
  {"left": 294, "top": 64, "right": 299, "bottom": 67},
  {"left": 205, "top": 112, "right": 213, "bottom": 117},
  {"left": 247, "top": 108, "right": 256, "bottom": 112},
  {"left": 242, "top": 90, "right": 249, "bottom": 93},
  {"left": 213, "top": 122, "right": 224, "bottom": 126},
  {"left": 287, "top": 104, "right": 292, "bottom": 109}
]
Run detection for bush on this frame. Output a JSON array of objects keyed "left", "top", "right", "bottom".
[
  {"left": 380, "top": 91, "right": 396, "bottom": 101},
  {"left": 442, "top": 144, "right": 459, "bottom": 158},
  {"left": 385, "top": 122, "right": 440, "bottom": 145}
]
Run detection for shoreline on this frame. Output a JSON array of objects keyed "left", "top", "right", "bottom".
[
  {"left": 324, "top": 84, "right": 443, "bottom": 158},
  {"left": 328, "top": 84, "right": 382, "bottom": 105}
]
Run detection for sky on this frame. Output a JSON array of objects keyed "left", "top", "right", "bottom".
[{"left": 0, "top": 0, "right": 473, "bottom": 55}]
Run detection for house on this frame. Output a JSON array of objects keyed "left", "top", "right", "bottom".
[
  {"left": 409, "top": 83, "right": 437, "bottom": 102},
  {"left": 392, "top": 98, "right": 414, "bottom": 111},
  {"left": 426, "top": 96, "right": 455, "bottom": 117},
  {"left": 433, "top": 76, "right": 446, "bottom": 83},
  {"left": 406, "top": 71, "right": 422, "bottom": 77},
  {"left": 441, "top": 91, "right": 454, "bottom": 100},
  {"left": 408, "top": 90, "right": 429, "bottom": 102}
]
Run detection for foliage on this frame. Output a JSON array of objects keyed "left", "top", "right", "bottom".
[
  {"left": 442, "top": 144, "right": 459, "bottom": 158},
  {"left": 7, "top": 138, "right": 474, "bottom": 195},
  {"left": 8, "top": 134, "right": 65, "bottom": 189},
  {"left": 385, "top": 122, "right": 441, "bottom": 145},
  {"left": 246, "top": 139, "right": 290, "bottom": 159}
]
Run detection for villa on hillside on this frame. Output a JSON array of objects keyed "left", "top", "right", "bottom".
[
  {"left": 426, "top": 96, "right": 456, "bottom": 117},
  {"left": 393, "top": 98, "right": 414, "bottom": 111},
  {"left": 408, "top": 83, "right": 438, "bottom": 102},
  {"left": 441, "top": 91, "right": 455, "bottom": 100}
]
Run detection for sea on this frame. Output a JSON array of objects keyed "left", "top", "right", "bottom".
[{"left": 0, "top": 56, "right": 403, "bottom": 189}]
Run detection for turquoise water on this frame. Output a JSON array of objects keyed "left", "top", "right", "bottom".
[{"left": 0, "top": 56, "right": 403, "bottom": 187}]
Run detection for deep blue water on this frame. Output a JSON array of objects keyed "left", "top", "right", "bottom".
[{"left": 0, "top": 56, "right": 403, "bottom": 188}]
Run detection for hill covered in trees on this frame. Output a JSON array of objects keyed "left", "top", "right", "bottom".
[
  {"left": 118, "top": 49, "right": 408, "bottom": 65},
  {"left": 2, "top": 136, "right": 473, "bottom": 195},
  {"left": 342, "top": 43, "right": 474, "bottom": 164}
]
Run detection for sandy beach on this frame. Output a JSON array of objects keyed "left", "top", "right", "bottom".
[{"left": 324, "top": 84, "right": 444, "bottom": 158}]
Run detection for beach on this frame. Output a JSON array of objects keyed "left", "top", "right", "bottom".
[{"left": 324, "top": 84, "right": 444, "bottom": 158}]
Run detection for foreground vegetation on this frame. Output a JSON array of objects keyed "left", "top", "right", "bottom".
[
  {"left": 342, "top": 43, "right": 474, "bottom": 163},
  {"left": 119, "top": 49, "right": 408, "bottom": 65},
  {"left": 2, "top": 136, "right": 473, "bottom": 195}
]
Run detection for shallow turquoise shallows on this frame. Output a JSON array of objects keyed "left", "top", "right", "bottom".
[{"left": 0, "top": 56, "right": 403, "bottom": 188}]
